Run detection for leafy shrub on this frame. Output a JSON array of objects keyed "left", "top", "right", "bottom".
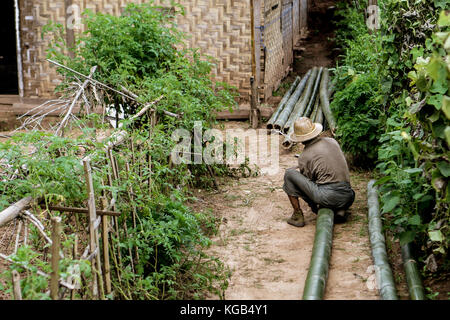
[
  {"left": 333, "top": 0, "right": 449, "bottom": 277},
  {"left": 331, "top": 71, "right": 383, "bottom": 166}
]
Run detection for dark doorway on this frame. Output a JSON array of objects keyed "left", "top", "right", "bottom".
[{"left": 0, "top": 1, "right": 19, "bottom": 94}]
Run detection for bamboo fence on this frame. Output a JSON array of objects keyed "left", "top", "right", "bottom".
[{"left": 0, "top": 96, "right": 161, "bottom": 300}]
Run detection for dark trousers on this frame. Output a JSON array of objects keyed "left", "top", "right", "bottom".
[{"left": 283, "top": 168, "right": 355, "bottom": 213}]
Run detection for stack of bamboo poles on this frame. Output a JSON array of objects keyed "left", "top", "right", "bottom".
[{"left": 266, "top": 67, "right": 336, "bottom": 149}]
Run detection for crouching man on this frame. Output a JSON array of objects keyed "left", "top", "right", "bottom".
[{"left": 283, "top": 117, "right": 355, "bottom": 227}]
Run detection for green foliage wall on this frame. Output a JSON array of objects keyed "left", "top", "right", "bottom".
[{"left": 331, "top": 0, "right": 449, "bottom": 275}]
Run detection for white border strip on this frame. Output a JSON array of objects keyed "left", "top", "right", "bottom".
[{"left": 14, "top": 0, "right": 24, "bottom": 97}]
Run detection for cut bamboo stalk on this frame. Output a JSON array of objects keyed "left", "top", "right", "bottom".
[
  {"left": 71, "top": 234, "right": 78, "bottom": 300},
  {"left": 23, "top": 224, "right": 27, "bottom": 246},
  {"left": 14, "top": 220, "right": 23, "bottom": 254},
  {"left": 319, "top": 68, "right": 337, "bottom": 132},
  {"left": 283, "top": 67, "right": 318, "bottom": 133},
  {"left": 302, "top": 208, "right": 334, "bottom": 300},
  {"left": 367, "top": 180, "right": 398, "bottom": 300},
  {"left": 50, "top": 216, "right": 62, "bottom": 300},
  {"left": 302, "top": 67, "right": 323, "bottom": 118},
  {"left": 401, "top": 243, "right": 425, "bottom": 300},
  {"left": 100, "top": 197, "right": 112, "bottom": 295},
  {"left": 94, "top": 215, "right": 105, "bottom": 300},
  {"left": 83, "top": 159, "right": 99, "bottom": 299},
  {"left": 266, "top": 76, "right": 301, "bottom": 129},
  {"left": 11, "top": 270, "right": 22, "bottom": 300},
  {"left": 273, "top": 69, "right": 312, "bottom": 130},
  {"left": 106, "top": 161, "right": 122, "bottom": 283},
  {"left": 0, "top": 196, "right": 33, "bottom": 227},
  {"left": 125, "top": 163, "right": 139, "bottom": 265}
]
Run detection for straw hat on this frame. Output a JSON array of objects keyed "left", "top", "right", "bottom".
[{"left": 290, "top": 117, "right": 323, "bottom": 143}]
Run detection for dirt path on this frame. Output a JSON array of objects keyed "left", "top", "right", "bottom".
[{"left": 194, "top": 121, "right": 379, "bottom": 300}]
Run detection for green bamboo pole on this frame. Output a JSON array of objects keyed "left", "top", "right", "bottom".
[
  {"left": 401, "top": 243, "right": 425, "bottom": 300},
  {"left": 302, "top": 208, "right": 334, "bottom": 300},
  {"left": 283, "top": 67, "right": 318, "bottom": 133},
  {"left": 367, "top": 180, "right": 398, "bottom": 300},
  {"left": 303, "top": 67, "right": 323, "bottom": 119},
  {"left": 267, "top": 76, "right": 301, "bottom": 129},
  {"left": 315, "top": 104, "right": 323, "bottom": 124},
  {"left": 273, "top": 69, "right": 312, "bottom": 131},
  {"left": 319, "top": 68, "right": 336, "bottom": 132},
  {"left": 310, "top": 90, "right": 321, "bottom": 122}
]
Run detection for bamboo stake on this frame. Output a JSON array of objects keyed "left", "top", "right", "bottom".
[
  {"left": 71, "top": 234, "right": 78, "bottom": 300},
  {"left": 125, "top": 163, "right": 139, "bottom": 265},
  {"left": 14, "top": 220, "right": 23, "bottom": 254},
  {"left": 83, "top": 159, "right": 100, "bottom": 299},
  {"left": 23, "top": 224, "right": 27, "bottom": 246},
  {"left": 106, "top": 163, "right": 122, "bottom": 284},
  {"left": 11, "top": 270, "right": 22, "bottom": 300},
  {"left": 100, "top": 197, "right": 112, "bottom": 295},
  {"left": 50, "top": 216, "right": 61, "bottom": 300}
]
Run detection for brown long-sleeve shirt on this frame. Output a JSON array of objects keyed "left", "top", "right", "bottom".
[{"left": 297, "top": 137, "right": 351, "bottom": 185}]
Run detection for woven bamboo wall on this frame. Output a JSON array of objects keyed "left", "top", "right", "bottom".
[
  {"left": 18, "top": 0, "right": 299, "bottom": 102},
  {"left": 153, "top": 0, "right": 254, "bottom": 102},
  {"left": 19, "top": 0, "right": 148, "bottom": 98},
  {"left": 292, "top": 0, "right": 300, "bottom": 44},
  {"left": 281, "top": 1, "right": 293, "bottom": 73},
  {"left": 260, "top": 0, "right": 283, "bottom": 100},
  {"left": 299, "top": 0, "right": 308, "bottom": 36},
  {"left": 19, "top": 0, "right": 66, "bottom": 98}
]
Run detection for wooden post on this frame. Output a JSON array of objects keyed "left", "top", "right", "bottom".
[
  {"left": 250, "top": 77, "right": 260, "bottom": 129},
  {"left": 83, "top": 159, "right": 105, "bottom": 300},
  {"left": 50, "top": 216, "right": 61, "bottom": 300},
  {"left": 125, "top": 163, "right": 139, "bottom": 265},
  {"left": 11, "top": 270, "right": 22, "bottom": 300},
  {"left": 14, "top": 220, "right": 23, "bottom": 254},
  {"left": 71, "top": 234, "right": 78, "bottom": 300},
  {"left": 100, "top": 197, "right": 112, "bottom": 295},
  {"left": 64, "top": 0, "right": 75, "bottom": 58}
]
